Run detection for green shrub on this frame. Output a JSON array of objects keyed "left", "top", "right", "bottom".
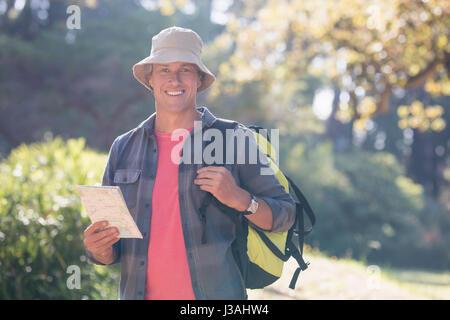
[
  {"left": 0, "top": 137, "right": 119, "bottom": 299},
  {"left": 281, "top": 141, "right": 450, "bottom": 270}
]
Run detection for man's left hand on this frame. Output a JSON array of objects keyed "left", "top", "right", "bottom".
[{"left": 194, "top": 166, "right": 250, "bottom": 212}]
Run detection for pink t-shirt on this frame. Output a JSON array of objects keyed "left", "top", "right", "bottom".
[{"left": 144, "top": 127, "right": 196, "bottom": 300}]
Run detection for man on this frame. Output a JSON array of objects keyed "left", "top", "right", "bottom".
[{"left": 83, "top": 26, "right": 295, "bottom": 300}]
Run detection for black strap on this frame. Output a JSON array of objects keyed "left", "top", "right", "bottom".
[
  {"left": 289, "top": 268, "right": 301, "bottom": 289},
  {"left": 284, "top": 177, "right": 315, "bottom": 289},
  {"left": 247, "top": 125, "right": 271, "bottom": 143},
  {"left": 198, "top": 119, "right": 239, "bottom": 244},
  {"left": 287, "top": 241, "right": 310, "bottom": 289},
  {"left": 285, "top": 175, "right": 316, "bottom": 235},
  {"left": 198, "top": 195, "right": 211, "bottom": 244},
  {"left": 211, "top": 118, "right": 240, "bottom": 142},
  {"left": 253, "top": 229, "right": 290, "bottom": 262},
  {"left": 293, "top": 202, "right": 304, "bottom": 254}
]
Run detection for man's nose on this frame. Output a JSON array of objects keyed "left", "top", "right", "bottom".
[{"left": 168, "top": 71, "right": 181, "bottom": 83}]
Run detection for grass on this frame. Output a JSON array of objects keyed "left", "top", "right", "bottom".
[
  {"left": 306, "top": 246, "right": 450, "bottom": 300},
  {"left": 380, "top": 268, "right": 450, "bottom": 300}
]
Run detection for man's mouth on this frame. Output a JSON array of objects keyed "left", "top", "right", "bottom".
[{"left": 165, "top": 90, "right": 185, "bottom": 96}]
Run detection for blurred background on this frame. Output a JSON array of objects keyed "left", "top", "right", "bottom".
[{"left": 0, "top": 0, "right": 449, "bottom": 300}]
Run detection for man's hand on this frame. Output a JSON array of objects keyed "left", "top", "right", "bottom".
[
  {"left": 83, "top": 221, "right": 120, "bottom": 264},
  {"left": 195, "top": 166, "right": 274, "bottom": 230},
  {"left": 194, "top": 166, "right": 251, "bottom": 211}
]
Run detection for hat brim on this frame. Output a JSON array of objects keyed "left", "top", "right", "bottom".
[{"left": 132, "top": 48, "right": 215, "bottom": 93}]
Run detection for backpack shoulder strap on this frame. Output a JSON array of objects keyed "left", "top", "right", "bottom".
[
  {"left": 211, "top": 118, "right": 240, "bottom": 134},
  {"left": 198, "top": 118, "right": 240, "bottom": 243},
  {"left": 284, "top": 175, "right": 316, "bottom": 289},
  {"left": 285, "top": 175, "right": 316, "bottom": 234}
]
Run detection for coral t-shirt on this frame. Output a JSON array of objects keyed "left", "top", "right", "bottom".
[{"left": 144, "top": 127, "right": 196, "bottom": 300}]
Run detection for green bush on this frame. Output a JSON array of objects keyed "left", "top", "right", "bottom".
[
  {"left": 0, "top": 137, "right": 119, "bottom": 299},
  {"left": 281, "top": 141, "right": 450, "bottom": 270}
]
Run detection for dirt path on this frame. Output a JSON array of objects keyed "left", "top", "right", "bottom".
[{"left": 247, "top": 254, "right": 427, "bottom": 300}]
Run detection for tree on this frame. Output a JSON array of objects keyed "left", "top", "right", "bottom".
[
  {"left": 0, "top": 0, "right": 226, "bottom": 154},
  {"left": 216, "top": 0, "right": 449, "bottom": 131},
  {"left": 210, "top": 0, "right": 450, "bottom": 198}
]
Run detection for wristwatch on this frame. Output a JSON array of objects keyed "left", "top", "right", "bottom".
[{"left": 243, "top": 194, "right": 259, "bottom": 215}]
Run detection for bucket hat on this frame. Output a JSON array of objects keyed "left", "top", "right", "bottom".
[{"left": 132, "top": 26, "right": 215, "bottom": 93}]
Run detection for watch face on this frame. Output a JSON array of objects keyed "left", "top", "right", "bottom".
[{"left": 249, "top": 198, "right": 259, "bottom": 213}]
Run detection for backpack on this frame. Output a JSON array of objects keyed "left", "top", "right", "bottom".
[{"left": 198, "top": 119, "right": 316, "bottom": 290}]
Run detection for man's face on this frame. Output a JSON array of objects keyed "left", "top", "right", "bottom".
[{"left": 148, "top": 62, "right": 202, "bottom": 113}]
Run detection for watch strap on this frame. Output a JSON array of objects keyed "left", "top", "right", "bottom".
[{"left": 242, "top": 194, "right": 257, "bottom": 215}]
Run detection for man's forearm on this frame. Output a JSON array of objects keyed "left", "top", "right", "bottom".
[
  {"left": 245, "top": 196, "right": 274, "bottom": 231},
  {"left": 232, "top": 188, "right": 274, "bottom": 231}
]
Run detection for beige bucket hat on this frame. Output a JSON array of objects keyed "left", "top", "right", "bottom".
[{"left": 132, "top": 26, "right": 216, "bottom": 93}]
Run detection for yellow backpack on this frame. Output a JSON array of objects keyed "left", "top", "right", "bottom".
[{"left": 199, "top": 120, "right": 316, "bottom": 290}]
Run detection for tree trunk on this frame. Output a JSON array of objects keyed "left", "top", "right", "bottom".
[
  {"left": 325, "top": 85, "right": 352, "bottom": 152},
  {"left": 408, "top": 129, "right": 441, "bottom": 198}
]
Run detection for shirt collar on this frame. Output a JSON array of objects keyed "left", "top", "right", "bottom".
[{"left": 140, "top": 106, "right": 218, "bottom": 137}]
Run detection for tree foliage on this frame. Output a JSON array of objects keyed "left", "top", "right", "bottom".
[
  {"left": 281, "top": 140, "right": 450, "bottom": 269},
  {"left": 215, "top": 0, "right": 449, "bottom": 132},
  {"left": 0, "top": 0, "right": 226, "bottom": 155}
]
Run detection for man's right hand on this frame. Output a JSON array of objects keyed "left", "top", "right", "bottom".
[{"left": 83, "top": 221, "right": 120, "bottom": 265}]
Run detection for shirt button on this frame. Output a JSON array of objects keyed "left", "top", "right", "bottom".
[
  {"left": 145, "top": 203, "right": 150, "bottom": 208},
  {"left": 140, "top": 260, "right": 145, "bottom": 266}
]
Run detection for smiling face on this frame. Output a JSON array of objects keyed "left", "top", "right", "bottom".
[{"left": 148, "top": 62, "right": 203, "bottom": 114}]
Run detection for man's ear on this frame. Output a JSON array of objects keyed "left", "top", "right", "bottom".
[
  {"left": 147, "top": 73, "right": 154, "bottom": 91},
  {"left": 197, "top": 72, "right": 203, "bottom": 91},
  {"left": 147, "top": 73, "right": 152, "bottom": 88}
]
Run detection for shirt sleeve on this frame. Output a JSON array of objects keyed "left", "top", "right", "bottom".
[
  {"left": 86, "top": 137, "right": 122, "bottom": 266},
  {"left": 235, "top": 125, "right": 296, "bottom": 232}
]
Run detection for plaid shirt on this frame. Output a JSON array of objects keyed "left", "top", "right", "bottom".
[{"left": 87, "top": 106, "right": 296, "bottom": 300}]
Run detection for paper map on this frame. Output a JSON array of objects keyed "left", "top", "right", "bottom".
[{"left": 76, "top": 185, "right": 143, "bottom": 239}]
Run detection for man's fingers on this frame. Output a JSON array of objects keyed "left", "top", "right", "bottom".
[
  {"left": 196, "top": 170, "right": 220, "bottom": 178},
  {"left": 95, "top": 238, "right": 120, "bottom": 253},
  {"left": 90, "top": 238, "right": 120, "bottom": 257},
  {"left": 91, "top": 232, "right": 120, "bottom": 249},
  {"left": 194, "top": 178, "right": 216, "bottom": 187},
  {"left": 199, "top": 184, "right": 213, "bottom": 191},
  {"left": 85, "top": 233, "right": 119, "bottom": 253},
  {"left": 84, "top": 221, "right": 108, "bottom": 237},
  {"left": 196, "top": 171, "right": 226, "bottom": 181},
  {"left": 84, "top": 227, "right": 118, "bottom": 247}
]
